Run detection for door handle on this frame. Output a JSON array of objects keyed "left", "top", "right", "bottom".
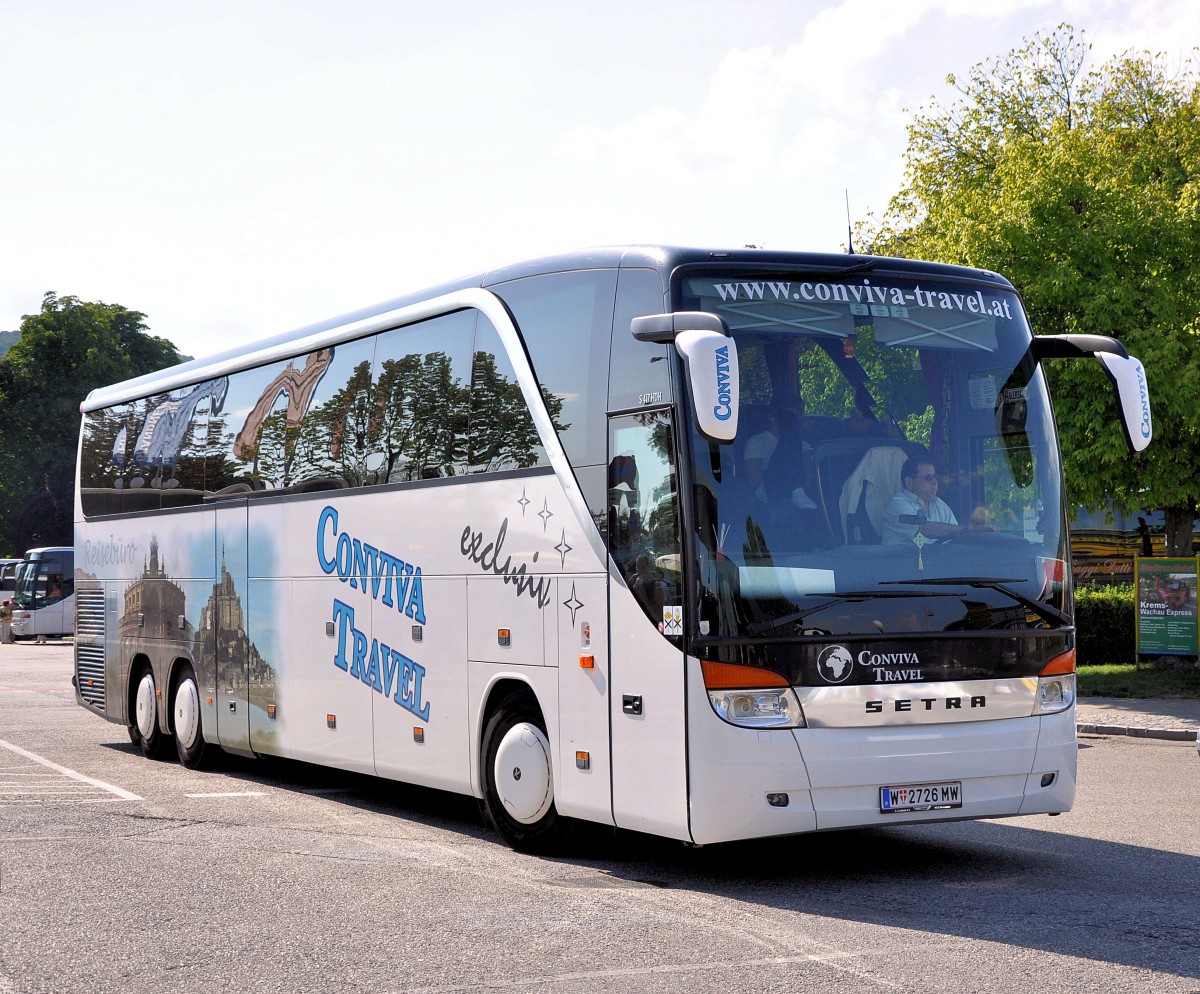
[{"left": 622, "top": 695, "right": 643, "bottom": 716}]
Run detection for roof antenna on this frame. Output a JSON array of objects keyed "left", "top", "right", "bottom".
[{"left": 845, "top": 189, "right": 855, "bottom": 255}]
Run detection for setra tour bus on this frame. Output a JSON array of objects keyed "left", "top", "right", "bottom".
[
  {"left": 11, "top": 546, "right": 75, "bottom": 640},
  {"left": 73, "top": 247, "right": 1152, "bottom": 851}
]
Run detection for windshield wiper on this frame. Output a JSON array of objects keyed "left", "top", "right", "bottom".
[
  {"left": 880, "top": 577, "right": 1069, "bottom": 627},
  {"left": 745, "top": 589, "right": 944, "bottom": 636}
]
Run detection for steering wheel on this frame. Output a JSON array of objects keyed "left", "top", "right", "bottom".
[{"left": 940, "top": 527, "right": 1028, "bottom": 547}]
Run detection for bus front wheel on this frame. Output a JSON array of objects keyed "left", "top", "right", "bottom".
[
  {"left": 480, "top": 691, "right": 571, "bottom": 853},
  {"left": 172, "top": 664, "right": 209, "bottom": 769},
  {"left": 131, "top": 665, "right": 167, "bottom": 760}
]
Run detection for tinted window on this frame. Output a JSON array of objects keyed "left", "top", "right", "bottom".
[
  {"left": 470, "top": 315, "right": 549, "bottom": 473},
  {"left": 370, "top": 311, "right": 473, "bottom": 482},
  {"left": 284, "top": 335, "right": 379, "bottom": 491},
  {"left": 608, "top": 410, "right": 682, "bottom": 626},
  {"left": 214, "top": 351, "right": 339, "bottom": 494},
  {"left": 609, "top": 268, "right": 671, "bottom": 415},
  {"left": 80, "top": 390, "right": 217, "bottom": 515},
  {"left": 81, "top": 306, "right": 551, "bottom": 519},
  {"left": 492, "top": 270, "right": 617, "bottom": 467}
]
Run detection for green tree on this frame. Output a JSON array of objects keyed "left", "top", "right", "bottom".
[
  {"left": 865, "top": 26, "right": 1200, "bottom": 553},
  {"left": 0, "top": 292, "right": 182, "bottom": 550}
]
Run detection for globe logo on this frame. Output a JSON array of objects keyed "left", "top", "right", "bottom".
[{"left": 817, "top": 645, "right": 854, "bottom": 684}]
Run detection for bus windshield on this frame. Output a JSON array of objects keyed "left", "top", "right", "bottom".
[
  {"left": 13, "top": 559, "right": 68, "bottom": 610},
  {"left": 677, "top": 269, "right": 1067, "bottom": 643}
]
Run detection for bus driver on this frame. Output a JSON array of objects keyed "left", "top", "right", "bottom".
[{"left": 881, "top": 457, "right": 961, "bottom": 544}]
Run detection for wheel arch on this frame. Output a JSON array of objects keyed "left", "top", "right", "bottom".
[{"left": 125, "top": 652, "right": 155, "bottom": 728}]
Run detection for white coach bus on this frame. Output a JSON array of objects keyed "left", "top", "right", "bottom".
[
  {"left": 73, "top": 247, "right": 1151, "bottom": 851},
  {"left": 11, "top": 546, "right": 75, "bottom": 640}
]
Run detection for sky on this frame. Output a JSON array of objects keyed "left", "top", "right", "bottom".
[{"left": 2, "top": 0, "right": 1197, "bottom": 361}]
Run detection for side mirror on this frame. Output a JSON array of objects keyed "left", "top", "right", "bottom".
[
  {"left": 676, "top": 329, "right": 739, "bottom": 443},
  {"left": 1031, "top": 334, "right": 1152, "bottom": 453},
  {"left": 632, "top": 312, "right": 739, "bottom": 443},
  {"left": 1096, "top": 352, "right": 1152, "bottom": 453}
]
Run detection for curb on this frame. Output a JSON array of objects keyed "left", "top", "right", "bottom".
[{"left": 1077, "top": 723, "right": 1198, "bottom": 742}]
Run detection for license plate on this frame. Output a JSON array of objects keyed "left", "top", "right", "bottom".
[{"left": 880, "top": 780, "right": 962, "bottom": 814}]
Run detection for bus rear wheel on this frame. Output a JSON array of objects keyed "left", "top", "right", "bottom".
[
  {"left": 172, "top": 664, "right": 209, "bottom": 769},
  {"left": 131, "top": 665, "right": 167, "bottom": 760},
  {"left": 480, "top": 691, "right": 570, "bottom": 853}
]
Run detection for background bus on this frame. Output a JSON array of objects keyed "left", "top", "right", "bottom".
[
  {"left": 1070, "top": 504, "right": 1200, "bottom": 586},
  {"left": 73, "top": 246, "right": 1150, "bottom": 851},
  {"left": 1, "top": 558, "right": 19, "bottom": 597},
  {"left": 11, "top": 546, "right": 75, "bottom": 639}
]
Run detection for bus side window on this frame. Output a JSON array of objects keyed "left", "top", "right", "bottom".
[
  {"left": 609, "top": 268, "right": 671, "bottom": 416},
  {"left": 469, "top": 315, "right": 550, "bottom": 474},
  {"left": 287, "top": 335, "right": 379, "bottom": 491},
  {"left": 608, "top": 410, "right": 682, "bottom": 626},
  {"left": 370, "top": 311, "right": 473, "bottom": 483},
  {"left": 492, "top": 269, "right": 617, "bottom": 469}
]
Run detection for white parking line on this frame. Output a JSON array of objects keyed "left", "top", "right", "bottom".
[
  {"left": 184, "top": 791, "right": 267, "bottom": 798},
  {"left": 0, "top": 738, "right": 143, "bottom": 801}
]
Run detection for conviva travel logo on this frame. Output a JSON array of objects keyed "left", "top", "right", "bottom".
[{"left": 817, "top": 645, "right": 926, "bottom": 684}]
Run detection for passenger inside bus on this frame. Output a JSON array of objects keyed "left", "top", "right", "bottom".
[{"left": 626, "top": 553, "right": 667, "bottom": 615}]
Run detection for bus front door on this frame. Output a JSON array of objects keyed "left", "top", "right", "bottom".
[{"left": 606, "top": 412, "right": 691, "bottom": 842}]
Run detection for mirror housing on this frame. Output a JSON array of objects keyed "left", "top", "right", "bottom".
[
  {"left": 631, "top": 310, "right": 728, "bottom": 343},
  {"left": 1031, "top": 334, "right": 1152, "bottom": 453},
  {"left": 631, "top": 312, "right": 739, "bottom": 443},
  {"left": 1096, "top": 352, "right": 1152, "bottom": 452}
]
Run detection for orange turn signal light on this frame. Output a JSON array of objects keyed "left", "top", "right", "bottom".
[
  {"left": 701, "top": 660, "right": 790, "bottom": 690},
  {"left": 1040, "top": 649, "right": 1076, "bottom": 676}
]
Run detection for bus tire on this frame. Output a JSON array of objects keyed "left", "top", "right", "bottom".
[
  {"left": 131, "top": 664, "right": 167, "bottom": 760},
  {"left": 480, "top": 691, "right": 571, "bottom": 853},
  {"left": 172, "top": 663, "right": 209, "bottom": 769}
]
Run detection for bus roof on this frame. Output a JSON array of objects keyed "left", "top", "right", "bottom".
[{"left": 81, "top": 246, "right": 1014, "bottom": 412}]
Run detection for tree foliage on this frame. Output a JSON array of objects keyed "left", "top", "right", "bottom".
[
  {"left": 0, "top": 292, "right": 182, "bottom": 552},
  {"left": 864, "top": 26, "right": 1200, "bottom": 552}
]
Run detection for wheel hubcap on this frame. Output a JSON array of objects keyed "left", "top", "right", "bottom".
[
  {"left": 135, "top": 672, "right": 156, "bottom": 739},
  {"left": 493, "top": 721, "right": 552, "bottom": 824},
  {"left": 175, "top": 678, "right": 200, "bottom": 749}
]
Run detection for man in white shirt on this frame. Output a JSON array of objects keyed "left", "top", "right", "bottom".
[{"left": 881, "top": 457, "right": 960, "bottom": 544}]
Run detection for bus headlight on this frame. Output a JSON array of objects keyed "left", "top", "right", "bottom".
[
  {"left": 701, "top": 660, "right": 806, "bottom": 729},
  {"left": 1034, "top": 650, "right": 1076, "bottom": 715},
  {"left": 1034, "top": 674, "right": 1075, "bottom": 714}
]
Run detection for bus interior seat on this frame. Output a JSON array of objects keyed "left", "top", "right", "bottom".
[
  {"left": 812, "top": 438, "right": 923, "bottom": 544},
  {"left": 731, "top": 405, "right": 773, "bottom": 482},
  {"left": 290, "top": 477, "right": 348, "bottom": 493},
  {"left": 800, "top": 414, "right": 842, "bottom": 445},
  {"left": 761, "top": 430, "right": 812, "bottom": 507},
  {"left": 837, "top": 445, "right": 917, "bottom": 545},
  {"left": 206, "top": 482, "right": 257, "bottom": 500}
]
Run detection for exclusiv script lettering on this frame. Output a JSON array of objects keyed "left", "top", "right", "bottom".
[{"left": 460, "top": 518, "right": 553, "bottom": 608}]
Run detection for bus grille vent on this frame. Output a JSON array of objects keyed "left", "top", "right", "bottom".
[{"left": 74, "top": 588, "right": 106, "bottom": 710}]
